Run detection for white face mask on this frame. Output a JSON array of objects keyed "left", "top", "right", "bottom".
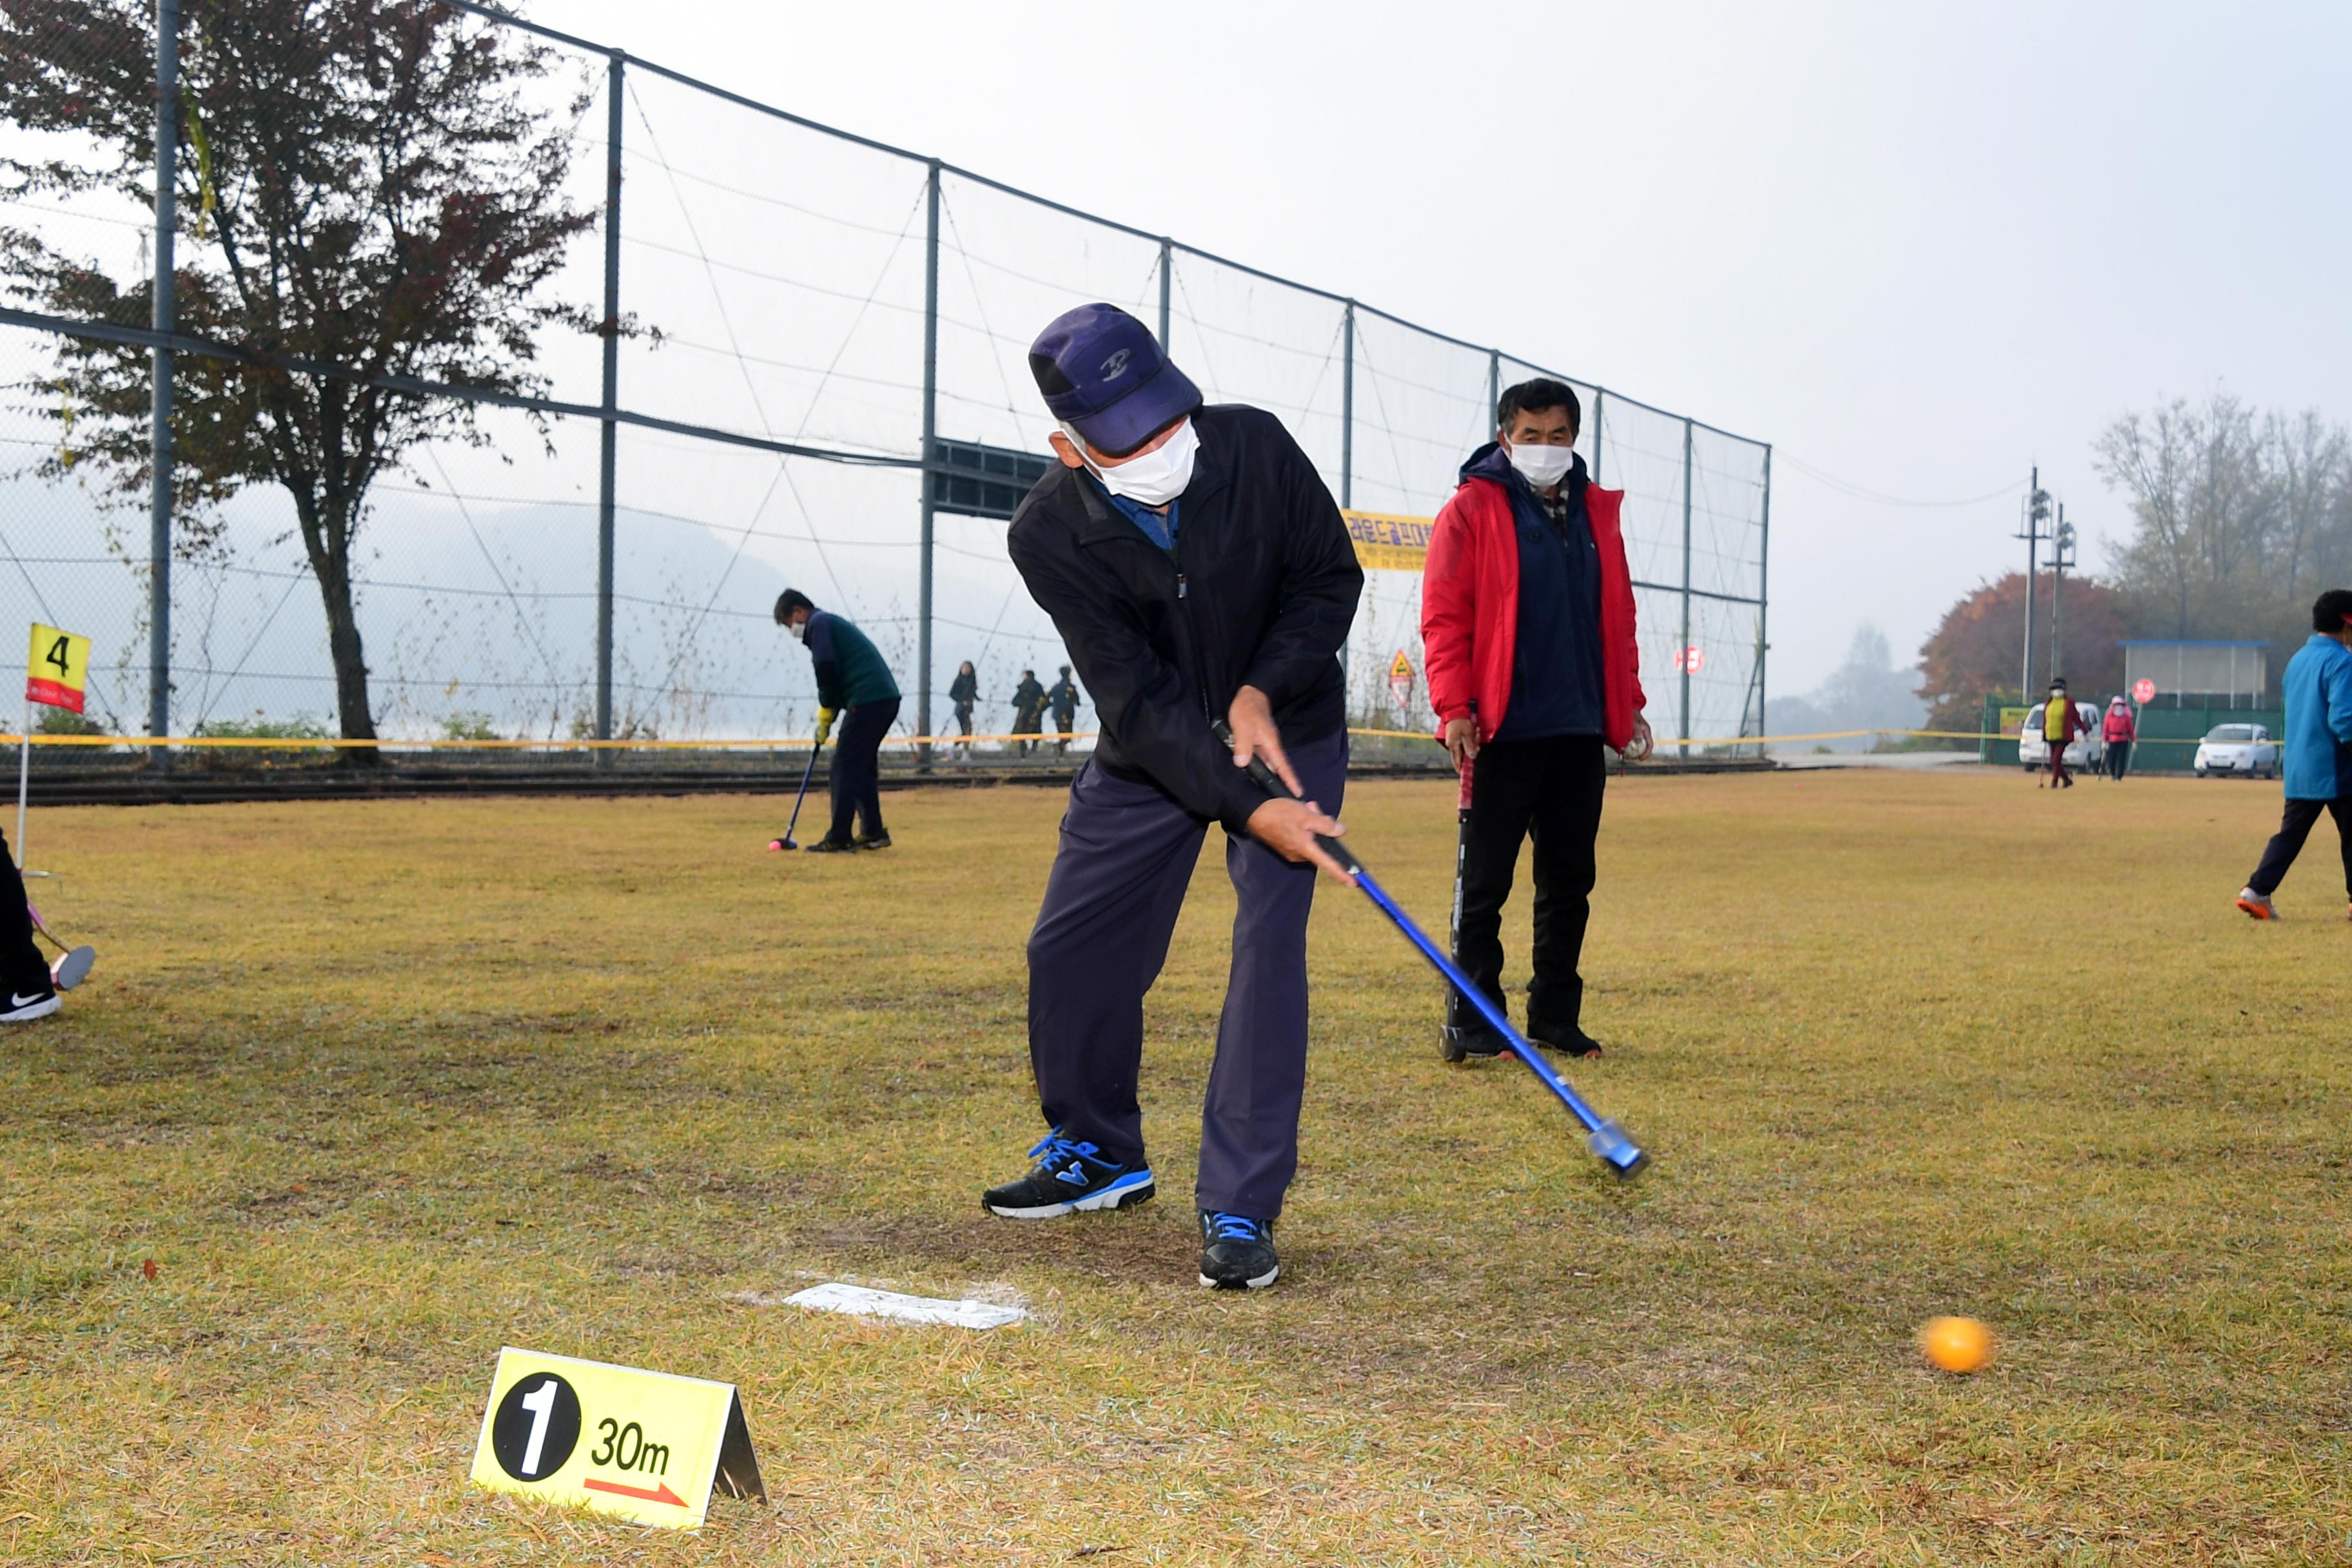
[
  {"left": 1063, "top": 417, "right": 1199, "bottom": 507},
  {"left": 1505, "top": 439, "right": 1576, "bottom": 490},
  {"left": 788, "top": 619, "right": 806, "bottom": 642}
]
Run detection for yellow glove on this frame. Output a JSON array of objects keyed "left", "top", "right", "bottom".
[{"left": 815, "top": 707, "right": 836, "bottom": 747}]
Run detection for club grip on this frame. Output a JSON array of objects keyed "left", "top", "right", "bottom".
[{"left": 1211, "top": 720, "right": 1362, "bottom": 874}]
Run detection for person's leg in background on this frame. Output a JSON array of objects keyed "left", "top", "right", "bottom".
[
  {"left": 1447, "top": 740, "right": 1541, "bottom": 1050},
  {"left": 1197, "top": 730, "right": 1346, "bottom": 1221},
  {"left": 0, "top": 828, "right": 57, "bottom": 1019},
  {"left": 2329, "top": 798, "right": 2352, "bottom": 916},
  {"left": 1525, "top": 736, "right": 1607, "bottom": 1052},
  {"left": 846, "top": 696, "right": 899, "bottom": 842}
]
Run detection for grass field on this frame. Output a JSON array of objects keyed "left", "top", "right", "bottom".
[{"left": 3, "top": 767, "right": 2347, "bottom": 1565}]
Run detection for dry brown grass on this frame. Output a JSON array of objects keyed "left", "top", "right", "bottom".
[{"left": 2, "top": 767, "right": 2347, "bottom": 1563}]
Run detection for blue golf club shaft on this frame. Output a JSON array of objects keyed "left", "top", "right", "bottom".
[
  {"left": 779, "top": 730, "right": 822, "bottom": 846},
  {"left": 1211, "top": 722, "right": 1645, "bottom": 1175}
]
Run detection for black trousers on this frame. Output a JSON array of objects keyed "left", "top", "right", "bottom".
[
  {"left": 2248, "top": 796, "right": 2352, "bottom": 900},
  {"left": 2106, "top": 741, "right": 2130, "bottom": 780},
  {"left": 827, "top": 697, "right": 899, "bottom": 843},
  {"left": 0, "top": 828, "right": 44, "bottom": 990},
  {"left": 1450, "top": 735, "right": 1605, "bottom": 1038}
]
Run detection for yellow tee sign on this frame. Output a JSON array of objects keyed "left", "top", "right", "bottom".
[
  {"left": 25, "top": 623, "right": 90, "bottom": 715},
  {"left": 469, "top": 1347, "right": 765, "bottom": 1530}
]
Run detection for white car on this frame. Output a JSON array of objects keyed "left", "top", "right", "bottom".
[
  {"left": 2194, "top": 723, "right": 2278, "bottom": 779},
  {"left": 2017, "top": 701, "right": 2106, "bottom": 772}
]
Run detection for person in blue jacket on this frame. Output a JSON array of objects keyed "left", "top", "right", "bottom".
[{"left": 2237, "top": 589, "right": 2352, "bottom": 920}]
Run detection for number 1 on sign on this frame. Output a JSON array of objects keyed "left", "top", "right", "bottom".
[{"left": 518, "top": 1378, "right": 559, "bottom": 1476}]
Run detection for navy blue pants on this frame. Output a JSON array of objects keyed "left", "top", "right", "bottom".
[
  {"left": 828, "top": 697, "right": 898, "bottom": 843},
  {"left": 1025, "top": 729, "right": 1346, "bottom": 1220}
]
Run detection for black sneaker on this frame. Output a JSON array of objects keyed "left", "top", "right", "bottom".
[
  {"left": 1, "top": 977, "right": 60, "bottom": 1023},
  {"left": 1198, "top": 1211, "right": 1279, "bottom": 1289},
  {"left": 982, "top": 1132, "right": 1155, "bottom": 1219},
  {"left": 1529, "top": 1022, "right": 1603, "bottom": 1059},
  {"left": 853, "top": 830, "right": 892, "bottom": 850},
  {"left": 1440, "top": 1021, "right": 1509, "bottom": 1061},
  {"left": 802, "top": 836, "right": 858, "bottom": 854}
]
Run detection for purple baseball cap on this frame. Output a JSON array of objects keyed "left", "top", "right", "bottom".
[{"left": 1027, "top": 303, "right": 1202, "bottom": 457}]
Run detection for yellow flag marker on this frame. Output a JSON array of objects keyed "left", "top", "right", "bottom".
[
  {"left": 25, "top": 623, "right": 90, "bottom": 715},
  {"left": 468, "top": 1348, "right": 764, "bottom": 1530}
]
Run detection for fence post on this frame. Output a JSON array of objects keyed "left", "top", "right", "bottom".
[
  {"left": 595, "top": 50, "right": 623, "bottom": 760},
  {"left": 1339, "top": 299, "right": 1354, "bottom": 509},
  {"left": 1157, "top": 238, "right": 1172, "bottom": 350},
  {"left": 1590, "top": 388, "right": 1603, "bottom": 487},
  {"left": 917, "top": 159, "right": 940, "bottom": 767},
  {"left": 1680, "top": 416, "right": 1693, "bottom": 760},
  {"left": 148, "top": 0, "right": 179, "bottom": 754},
  {"left": 1756, "top": 442, "right": 1771, "bottom": 760},
  {"left": 1485, "top": 349, "right": 1498, "bottom": 431}
]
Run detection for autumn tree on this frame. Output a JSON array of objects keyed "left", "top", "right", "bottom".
[
  {"left": 1914, "top": 572, "right": 2139, "bottom": 732},
  {"left": 0, "top": 0, "right": 596, "bottom": 754}
]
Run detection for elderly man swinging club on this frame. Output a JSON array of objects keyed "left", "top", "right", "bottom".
[{"left": 981, "top": 303, "right": 1362, "bottom": 1291}]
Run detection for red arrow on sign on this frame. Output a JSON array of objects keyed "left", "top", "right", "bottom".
[{"left": 583, "top": 1477, "right": 686, "bottom": 1507}]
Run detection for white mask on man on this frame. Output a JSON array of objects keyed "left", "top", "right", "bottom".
[
  {"left": 788, "top": 619, "right": 807, "bottom": 642},
  {"left": 1061, "top": 417, "right": 1199, "bottom": 507},
  {"left": 1505, "top": 439, "right": 1576, "bottom": 490}
]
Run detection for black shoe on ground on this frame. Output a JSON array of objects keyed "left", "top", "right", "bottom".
[
  {"left": 802, "top": 836, "right": 858, "bottom": 854},
  {"left": 1530, "top": 1021, "right": 1604, "bottom": 1059},
  {"left": 1, "top": 977, "right": 60, "bottom": 1023},
  {"left": 982, "top": 1131, "right": 1155, "bottom": 1219},
  {"left": 853, "top": 830, "right": 892, "bottom": 850},
  {"left": 1198, "top": 1211, "right": 1279, "bottom": 1289},
  {"left": 1440, "top": 1021, "right": 1510, "bottom": 1062}
]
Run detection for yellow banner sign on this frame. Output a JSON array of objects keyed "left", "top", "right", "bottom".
[
  {"left": 25, "top": 623, "right": 90, "bottom": 714},
  {"left": 1343, "top": 509, "right": 1434, "bottom": 572},
  {"left": 469, "top": 1347, "right": 764, "bottom": 1530}
]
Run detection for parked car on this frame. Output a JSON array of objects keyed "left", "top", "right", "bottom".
[
  {"left": 2193, "top": 722, "right": 2278, "bottom": 778},
  {"left": 2017, "top": 701, "right": 2106, "bottom": 772}
]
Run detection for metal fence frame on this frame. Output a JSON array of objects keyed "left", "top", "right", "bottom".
[{"left": 8, "top": 0, "right": 1770, "bottom": 757}]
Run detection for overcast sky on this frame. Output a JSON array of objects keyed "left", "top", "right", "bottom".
[{"left": 553, "top": 0, "right": 2349, "bottom": 695}]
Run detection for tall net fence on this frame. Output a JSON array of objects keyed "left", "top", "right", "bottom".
[{"left": 0, "top": 1, "right": 1767, "bottom": 764}]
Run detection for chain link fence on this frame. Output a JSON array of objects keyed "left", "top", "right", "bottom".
[{"left": 0, "top": 1, "right": 1769, "bottom": 771}]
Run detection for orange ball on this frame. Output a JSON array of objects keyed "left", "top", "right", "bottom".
[{"left": 1919, "top": 1315, "right": 1994, "bottom": 1374}]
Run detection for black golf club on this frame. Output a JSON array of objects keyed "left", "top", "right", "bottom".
[
  {"left": 767, "top": 729, "right": 825, "bottom": 852},
  {"left": 1215, "top": 721, "right": 1647, "bottom": 1178}
]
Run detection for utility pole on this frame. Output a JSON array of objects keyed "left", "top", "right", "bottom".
[
  {"left": 2016, "top": 466, "right": 2050, "bottom": 701},
  {"left": 2050, "top": 501, "right": 2075, "bottom": 683}
]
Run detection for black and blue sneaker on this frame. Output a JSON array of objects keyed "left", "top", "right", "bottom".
[
  {"left": 1197, "top": 1211, "right": 1280, "bottom": 1290},
  {"left": 981, "top": 1131, "right": 1155, "bottom": 1219}
]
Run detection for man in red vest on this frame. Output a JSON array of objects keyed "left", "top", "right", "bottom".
[{"left": 1422, "top": 378, "right": 1649, "bottom": 1062}]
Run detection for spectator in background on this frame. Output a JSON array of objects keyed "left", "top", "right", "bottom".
[
  {"left": 1012, "top": 669, "right": 1046, "bottom": 756},
  {"left": 1047, "top": 665, "right": 1082, "bottom": 755},
  {"left": 2102, "top": 694, "right": 2136, "bottom": 780},
  {"left": 775, "top": 589, "right": 901, "bottom": 852},
  {"left": 950, "top": 660, "right": 980, "bottom": 758},
  {"left": 2236, "top": 589, "right": 2352, "bottom": 921},
  {"left": 2040, "top": 677, "right": 2083, "bottom": 789},
  {"left": 1421, "top": 377, "right": 1651, "bottom": 1063}
]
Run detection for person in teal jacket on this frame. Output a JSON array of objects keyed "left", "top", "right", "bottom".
[
  {"left": 776, "top": 589, "right": 902, "bottom": 852},
  {"left": 2237, "top": 589, "right": 2352, "bottom": 919}
]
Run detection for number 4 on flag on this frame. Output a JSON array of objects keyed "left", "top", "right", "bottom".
[{"left": 25, "top": 623, "right": 90, "bottom": 716}]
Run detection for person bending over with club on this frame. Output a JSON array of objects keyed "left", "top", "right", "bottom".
[
  {"left": 2236, "top": 589, "right": 2352, "bottom": 921},
  {"left": 775, "top": 589, "right": 901, "bottom": 852},
  {"left": 0, "top": 828, "right": 61, "bottom": 1023},
  {"left": 983, "top": 302, "right": 1362, "bottom": 1291},
  {"left": 1422, "top": 378, "right": 1649, "bottom": 1064}
]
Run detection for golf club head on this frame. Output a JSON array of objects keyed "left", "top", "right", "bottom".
[
  {"left": 50, "top": 945, "right": 95, "bottom": 991},
  {"left": 768, "top": 837, "right": 796, "bottom": 852},
  {"left": 1587, "top": 1119, "right": 1649, "bottom": 1179}
]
